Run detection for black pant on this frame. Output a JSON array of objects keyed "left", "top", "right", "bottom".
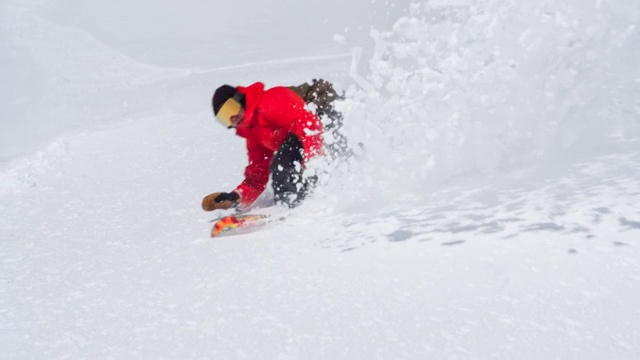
[{"left": 270, "top": 134, "right": 313, "bottom": 208}]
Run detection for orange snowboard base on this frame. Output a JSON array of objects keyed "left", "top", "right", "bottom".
[{"left": 211, "top": 214, "right": 271, "bottom": 237}]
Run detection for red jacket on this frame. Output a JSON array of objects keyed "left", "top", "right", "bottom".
[{"left": 232, "top": 82, "right": 323, "bottom": 206}]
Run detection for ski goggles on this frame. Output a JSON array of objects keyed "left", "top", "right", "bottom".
[{"left": 215, "top": 93, "right": 243, "bottom": 128}]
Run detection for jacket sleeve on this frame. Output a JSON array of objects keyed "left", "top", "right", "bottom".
[{"left": 233, "top": 139, "right": 273, "bottom": 207}]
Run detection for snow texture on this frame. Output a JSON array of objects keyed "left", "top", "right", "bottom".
[{"left": 1, "top": 0, "right": 640, "bottom": 358}]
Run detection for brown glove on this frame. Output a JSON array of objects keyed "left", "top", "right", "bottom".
[{"left": 201, "top": 192, "right": 240, "bottom": 211}]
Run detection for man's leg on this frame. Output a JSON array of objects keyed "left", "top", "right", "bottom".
[{"left": 270, "top": 134, "right": 307, "bottom": 208}]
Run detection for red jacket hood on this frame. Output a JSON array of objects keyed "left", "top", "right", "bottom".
[{"left": 235, "top": 82, "right": 264, "bottom": 133}]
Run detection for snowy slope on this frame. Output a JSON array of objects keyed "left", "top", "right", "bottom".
[{"left": 2, "top": 0, "right": 640, "bottom": 359}]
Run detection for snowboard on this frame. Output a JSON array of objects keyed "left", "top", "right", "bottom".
[{"left": 211, "top": 214, "right": 271, "bottom": 237}]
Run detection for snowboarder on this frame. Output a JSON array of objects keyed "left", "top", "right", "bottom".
[{"left": 202, "top": 80, "right": 333, "bottom": 212}]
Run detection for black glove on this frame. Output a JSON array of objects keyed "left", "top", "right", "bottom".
[{"left": 215, "top": 192, "right": 240, "bottom": 204}]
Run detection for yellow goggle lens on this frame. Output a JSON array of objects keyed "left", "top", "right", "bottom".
[{"left": 215, "top": 98, "right": 242, "bottom": 127}]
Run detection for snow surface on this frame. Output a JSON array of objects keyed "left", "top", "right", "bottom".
[{"left": 2, "top": 0, "right": 640, "bottom": 358}]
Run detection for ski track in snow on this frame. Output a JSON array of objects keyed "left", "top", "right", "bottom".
[
  {"left": 314, "top": 150, "right": 640, "bottom": 252},
  {"left": 194, "top": 53, "right": 353, "bottom": 74}
]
